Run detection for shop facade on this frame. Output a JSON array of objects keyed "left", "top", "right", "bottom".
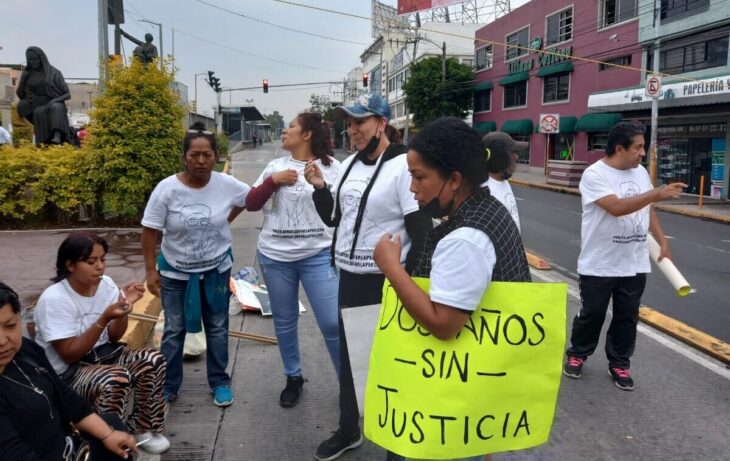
[{"left": 473, "top": 0, "right": 643, "bottom": 184}]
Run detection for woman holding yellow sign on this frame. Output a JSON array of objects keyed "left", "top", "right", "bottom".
[{"left": 373, "top": 117, "right": 531, "bottom": 460}]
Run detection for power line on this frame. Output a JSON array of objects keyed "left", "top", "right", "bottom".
[{"left": 192, "top": 0, "right": 370, "bottom": 46}]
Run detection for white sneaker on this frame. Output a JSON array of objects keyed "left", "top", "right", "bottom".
[{"left": 136, "top": 432, "right": 171, "bottom": 454}]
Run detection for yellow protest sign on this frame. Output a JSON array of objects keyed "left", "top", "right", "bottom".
[{"left": 364, "top": 278, "right": 567, "bottom": 459}]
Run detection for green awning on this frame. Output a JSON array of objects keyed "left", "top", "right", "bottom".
[
  {"left": 499, "top": 72, "right": 529, "bottom": 86},
  {"left": 501, "top": 119, "right": 534, "bottom": 134},
  {"left": 474, "top": 121, "right": 497, "bottom": 134},
  {"left": 474, "top": 80, "right": 493, "bottom": 91},
  {"left": 536, "top": 61, "right": 574, "bottom": 77},
  {"left": 534, "top": 115, "right": 578, "bottom": 133},
  {"left": 575, "top": 113, "right": 622, "bottom": 132}
]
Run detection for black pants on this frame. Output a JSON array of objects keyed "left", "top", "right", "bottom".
[
  {"left": 83, "top": 413, "right": 129, "bottom": 461},
  {"left": 337, "top": 269, "right": 385, "bottom": 436},
  {"left": 567, "top": 274, "right": 647, "bottom": 368}
]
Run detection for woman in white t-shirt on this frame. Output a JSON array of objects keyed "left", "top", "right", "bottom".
[
  {"left": 482, "top": 131, "right": 528, "bottom": 231},
  {"left": 374, "top": 117, "right": 530, "bottom": 461},
  {"left": 141, "top": 128, "right": 250, "bottom": 408},
  {"left": 245, "top": 112, "right": 341, "bottom": 408},
  {"left": 34, "top": 231, "right": 170, "bottom": 454}
]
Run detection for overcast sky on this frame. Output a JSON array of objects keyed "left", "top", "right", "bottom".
[{"left": 1, "top": 0, "right": 529, "bottom": 123}]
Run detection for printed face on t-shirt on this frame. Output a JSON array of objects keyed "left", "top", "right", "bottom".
[{"left": 613, "top": 134, "right": 646, "bottom": 170}]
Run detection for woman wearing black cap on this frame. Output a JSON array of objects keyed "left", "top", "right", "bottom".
[
  {"left": 305, "top": 94, "right": 432, "bottom": 461},
  {"left": 373, "top": 117, "right": 531, "bottom": 461}
]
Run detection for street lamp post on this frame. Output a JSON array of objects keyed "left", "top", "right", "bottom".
[
  {"left": 194, "top": 72, "right": 208, "bottom": 113},
  {"left": 139, "top": 19, "right": 163, "bottom": 70}
]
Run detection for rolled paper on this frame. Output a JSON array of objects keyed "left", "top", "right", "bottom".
[{"left": 648, "top": 234, "right": 696, "bottom": 297}]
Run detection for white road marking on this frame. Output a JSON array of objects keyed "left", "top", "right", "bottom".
[{"left": 530, "top": 269, "right": 730, "bottom": 380}]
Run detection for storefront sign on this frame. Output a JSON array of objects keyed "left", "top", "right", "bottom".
[
  {"left": 538, "top": 46, "right": 572, "bottom": 67},
  {"left": 656, "top": 126, "right": 686, "bottom": 135},
  {"left": 687, "top": 123, "right": 726, "bottom": 135},
  {"left": 588, "top": 75, "right": 730, "bottom": 109},
  {"left": 508, "top": 58, "right": 533, "bottom": 75}
]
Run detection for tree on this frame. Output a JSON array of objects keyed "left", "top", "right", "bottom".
[
  {"left": 264, "top": 111, "right": 285, "bottom": 137},
  {"left": 89, "top": 59, "right": 184, "bottom": 218},
  {"left": 402, "top": 56, "right": 475, "bottom": 128}
]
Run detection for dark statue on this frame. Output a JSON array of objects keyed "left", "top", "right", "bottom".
[
  {"left": 16, "top": 46, "right": 72, "bottom": 145},
  {"left": 120, "top": 29, "right": 158, "bottom": 64}
]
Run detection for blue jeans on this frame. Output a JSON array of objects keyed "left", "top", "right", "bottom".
[
  {"left": 160, "top": 270, "right": 231, "bottom": 395},
  {"left": 258, "top": 248, "right": 340, "bottom": 378}
]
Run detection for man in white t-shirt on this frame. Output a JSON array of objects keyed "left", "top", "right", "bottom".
[
  {"left": 482, "top": 131, "right": 527, "bottom": 231},
  {"left": 564, "top": 121, "right": 685, "bottom": 391}
]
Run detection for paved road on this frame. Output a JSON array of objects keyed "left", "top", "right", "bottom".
[{"left": 514, "top": 185, "right": 730, "bottom": 343}]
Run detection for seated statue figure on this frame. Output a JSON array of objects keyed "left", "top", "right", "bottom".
[{"left": 16, "top": 46, "right": 71, "bottom": 145}]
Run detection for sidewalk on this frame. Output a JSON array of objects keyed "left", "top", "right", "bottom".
[{"left": 510, "top": 168, "right": 730, "bottom": 224}]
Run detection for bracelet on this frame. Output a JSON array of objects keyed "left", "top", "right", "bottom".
[
  {"left": 94, "top": 321, "right": 107, "bottom": 330},
  {"left": 100, "top": 427, "right": 114, "bottom": 441}
]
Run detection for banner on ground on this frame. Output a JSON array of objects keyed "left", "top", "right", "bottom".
[
  {"left": 398, "top": 0, "right": 463, "bottom": 15},
  {"left": 364, "top": 278, "right": 567, "bottom": 459}
]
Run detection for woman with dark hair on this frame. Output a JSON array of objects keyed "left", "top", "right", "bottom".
[
  {"left": 33, "top": 232, "right": 170, "bottom": 454},
  {"left": 141, "top": 128, "right": 250, "bottom": 408},
  {"left": 482, "top": 131, "right": 529, "bottom": 231},
  {"left": 16, "top": 46, "right": 71, "bottom": 145},
  {"left": 373, "top": 117, "right": 531, "bottom": 461},
  {"left": 1, "top": 282, "right": 139, "bottom": 461},
  {"left": 245, "top": 112, "right": 341, "bottom": 408}
]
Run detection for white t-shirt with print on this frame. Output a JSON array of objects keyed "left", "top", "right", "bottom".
[
  {"left": 142, "top": 172, "right": 250, "bottom": 279},
  {"left": 332, "top": 152, "right": 419, "bottom": 274},
  {"left": 34, "top": 276, "right": 120, "bottom": 374},
  {"left": 254, "top": 155, "right": 340, "bottom": 262},
  {"left": 577, "top": 160, "right": 653, "bottom": 277},
  {"left": 485, "top": 178, "right": 521, "bottom": 231},
  {"left": 430, "top": 227, "right": 496, "bottom": 311}
]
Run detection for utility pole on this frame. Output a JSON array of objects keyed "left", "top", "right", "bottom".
[
  {"left": 216, "top": 91, "right": 222, "bottom": 133},
  {"left": 649, "top": 0, "right": 661, "bottom": 186},
  {"left": 97, "top": 0, "right": 109, "bottom": 88},
  {"left": 441, "top": 41, "right": 447, "bottom": 116},
  {"left": 342, "top": 78, "right": 347, "bottom": 149},
  {"left": 171, "top": 27, "right": 175, "bottom": 79},
  {"left": 403, "top": 33, "right": 420, "bottom": 144}
]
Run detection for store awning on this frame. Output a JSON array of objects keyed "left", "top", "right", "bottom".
[
  {"left": 502, "top": 119, "right": 534, "bottom": 134},
  {"left": 499, "top": 72, "right": 529, "bottom": 86},
  {"left": 474, "top": 80, "right": 493, "bottom": 91},
  {"left": 574, "top": 113, "right": 622, "bottom": 132},
  {"left": 536, "top": 61, "right": 574, "bottom": 77},
  {"left": 535, "top": 115, "right": 578, "bottom": 133},
  {"left": 474, "top": 121, "right": 497, "bottom": 134}
]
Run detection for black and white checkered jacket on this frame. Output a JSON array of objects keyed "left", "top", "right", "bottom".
[{"left": 412, "top": 186, "right": 531, "bottom": 283}]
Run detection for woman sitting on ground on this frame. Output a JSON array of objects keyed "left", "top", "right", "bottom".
[
  {"left": 33, "top": 231, "right": 170, "bottom": 455},
  {"left": 0, "top": 282, "right": 138, "bottom": 460}
]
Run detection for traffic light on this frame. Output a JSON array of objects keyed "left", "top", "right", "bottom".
[
  {"left": 263, "top": 79, "right": 269, "bottom": 93},
  {"left": 362, "top": 73, "right": 369, "bottom": 88},
  {"left": 207, "top": 71, "right": 221, "bottom": 93}
]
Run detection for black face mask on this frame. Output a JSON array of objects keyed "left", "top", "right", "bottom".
[
  {"left": 420, "top": 180, "right": 454, "bottom": 219},
  {"left": 357, "top": 134, "right": 381, "bottom": 160}
]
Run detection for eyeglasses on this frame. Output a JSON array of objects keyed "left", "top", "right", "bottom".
[{"left": 187, "top": 129, "right": 214, "bottom": 135}]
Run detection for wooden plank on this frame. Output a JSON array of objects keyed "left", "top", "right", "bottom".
[{"left": 639, "top": 306, "right": 730, "bottom": 364}]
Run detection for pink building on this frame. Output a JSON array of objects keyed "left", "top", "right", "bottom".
[{"left": 473, "top": 0, "right": 642, "bottom": 183}]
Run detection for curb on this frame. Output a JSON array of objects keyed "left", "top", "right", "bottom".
[
  {"left": 510, "top": 178, "right": 730, "bottom": 225},
  {"left": 121, "top": 288, "right": 162, "bottom": 349},
  {"left": 639, "top": 306, "right": 730, "bottom": 364}
]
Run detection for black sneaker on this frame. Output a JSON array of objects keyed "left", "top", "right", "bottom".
[
  {"left": 279, "top": 375, "right": 306, "bottom": 408},
  {"left": 608, "top": 366, "right": 634, "bottom": 391},
  {"left": 563, "top": 355, "right": 585, "bottom": 379},
  {"left": 314, "top": 429, "right": 363, "bottom": 461}
]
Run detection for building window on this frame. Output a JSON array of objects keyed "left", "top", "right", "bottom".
[
  {"left": 661, "top": 0, "right": 709, "bottom": 22},
  {"left": 474, "top": 90, "right": 491, "bottom": 112},
  {"left": 504, "top": 81, "right": 527, "bottom": 108},
  {"left": 601, "top": 0, "right": 638, "bottom": 28},
  {"left": 370, "top": 67, "right": 381, "bottom": 95},
  {"left": 648, "top": 36, "right": 728, "bottom": 74},
  {"left": 546, "top": 7, "right": 573, "bottom": 46},
  {"left": 11, "top": 77, "right": 17, "bottom": 86},
  {"left": 506, "top": 28, "right": 529, "bottom": 61},
  {"left": 599, "top": 55, "right": 632, "bottom": 71},
  {"left": 589, "top": 133, "right": 609, "bottom": 151},
  {"left": 543, "top": 72, "right": 570, "bottom": 103},
  {"left": 512, "top": 134, "right": 531, "bottom": 164},
  {"left": 462, "top": 58, "right": 474, "bottom": 68},
  {"left": 475, "top": 45, "right": 493, "bottom": 70}
]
